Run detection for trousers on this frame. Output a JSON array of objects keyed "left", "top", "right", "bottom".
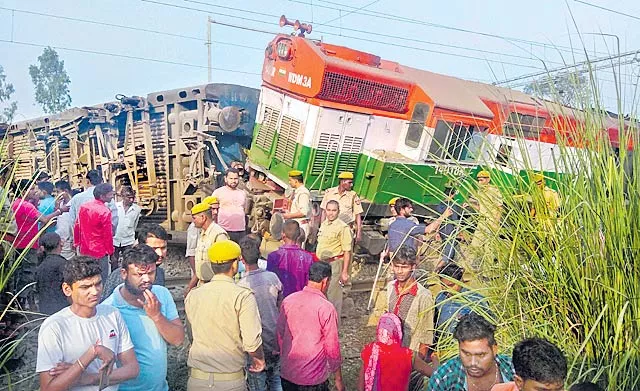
[
  {"left": 326, "top": 258, "right": 343, "bottom": 321},
  {"left": 187, "top": 376, "right": 246, "bottom": 391}
]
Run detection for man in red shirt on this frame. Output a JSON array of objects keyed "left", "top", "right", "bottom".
[
  {"left": 11, "top": 179, "right": 62, "bottom": 309},
  {"left": 74, "top": 183, "right": 115, "bottom": 282},
  {"left": 277, "top": 261, "right": 344, "bottom": 391}
]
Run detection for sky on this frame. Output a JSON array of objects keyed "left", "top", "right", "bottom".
[{"left": 1, "top": 0, "right": 640, "bottom": 120}]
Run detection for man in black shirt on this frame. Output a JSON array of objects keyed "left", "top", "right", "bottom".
[{"left": 36, "top": 232, "right": 69, "bottom": 315}]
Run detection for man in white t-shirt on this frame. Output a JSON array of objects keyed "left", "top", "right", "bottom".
[{"left": 36, "top": 256, "right": 139, "bottom": 391}]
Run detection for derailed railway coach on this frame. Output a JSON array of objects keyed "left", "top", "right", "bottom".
[
  {"left": 0, "top": 83, "right": 259, "bottom": 238},
  {"left": 246, "top": 18, "right": 636, "bottom": 255}
]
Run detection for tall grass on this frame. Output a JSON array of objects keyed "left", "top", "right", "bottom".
[
  {"left": 0, "top": 135, "right": 43, "bottom": 388},
  {"left": 457, "top": 91, "right": 640, "bottom": 388}
]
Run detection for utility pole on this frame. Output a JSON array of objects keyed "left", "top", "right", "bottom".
[{"left": 206, "top": 16, "right": 213, "bottom": 82}]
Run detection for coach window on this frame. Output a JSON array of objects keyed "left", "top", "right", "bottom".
[{"left": 405, "top": 103, "right": 430, "bottom": 148}]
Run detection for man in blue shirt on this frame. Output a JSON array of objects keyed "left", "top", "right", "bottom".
[
  {"left": 388, "top": 198, "right": 451, "bottom": 254},
  {"left": 103, "top": 244, "right": 184, "bottom": 391},
  {"left": 37, "top": 181, "right": 57, "bottom": 232},
  {"left": 434, "top": 263, "right": 493, "bottom": 345}
]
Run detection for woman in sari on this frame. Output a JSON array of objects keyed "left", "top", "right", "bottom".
[{"left": 357, "top": 312, "right": 438, "bottom": 391}]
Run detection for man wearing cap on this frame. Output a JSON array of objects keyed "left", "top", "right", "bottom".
[
  {"left": 463, "top": 170, "right": 503, "bottom": 270},
  {"left": 189, "top": 200, "right": 229, "bottom": 289},
  {"left": 282, "top": 170, "right": 311, "bottom": 240},
  {"left": 186, "top": 196, "right": 220, "bottom": 292},
  {"left": 531, "top": 173, "right": 560, "bottom": 218},
  {"left": 185, "top": 240, "right": 265, "bottom": 391},
  {"left": 320, "top": 172, "right": 363, "bottom": 243},
  {"left": 315, "top": 200, "right": 352, "bottom": 321}
]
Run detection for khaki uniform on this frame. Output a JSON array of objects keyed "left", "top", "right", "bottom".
[
  {"left": 185, "top": 274, "right": 262, "bottom": 391},
  {"left": 194, "top": 223, "right": 229, "bottom": 282},
  {"left": 469, "top": 184, "right": 502, "bottom": 270},
  {"left": 531, "top": 186, "right": 561, "bottom": 237},
  {"left": 289, "top": 185, "right": 311, "bottom": 236},
  {"left": 320, "top": 187, "right": 364, "bottom": 225},
  {"left": 316, "top": 218, "right": 353, "bottom": 320},
  {"left": 542, "top": 186, "right": 560, "bottom": 216}
]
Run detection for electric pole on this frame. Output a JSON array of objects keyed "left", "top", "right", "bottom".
[{"left": 206, "top": 16, "right": 213, "bottom": 82}]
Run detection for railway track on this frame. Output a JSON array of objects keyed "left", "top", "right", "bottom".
[{"left": 165, "top": 275, "right": 384, "bottom": 314}]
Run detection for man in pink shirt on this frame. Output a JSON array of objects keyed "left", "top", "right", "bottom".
[
  {"left": 277, "top": 261, "right": 345, "bottom": 391},
  {"left": 74, "top": 183, "right": 115, "bottom": 282},
  {"left": 11, "top": 179, "right": 62, "bottom": 309},
  {"left": 212, "top": 168, "right": 247, "bottom": 243}
]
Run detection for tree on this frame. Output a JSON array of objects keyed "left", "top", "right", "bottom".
[
  {"left": 29, "top": 47, "right": 72, "bottom": 114},
  {"left": 524, "top": 71, "right": 591, "bottom": 107},
  {"left": 0, "top": 65, "right": 17, "bottom": 123}
]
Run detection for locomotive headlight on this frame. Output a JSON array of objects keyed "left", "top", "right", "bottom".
[{"left": 276, "top": 41, "right": 292, "bottom": 60}]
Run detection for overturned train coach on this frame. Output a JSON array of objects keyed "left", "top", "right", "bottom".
[
  {"left": 247, "top": 22, "right": 636, "bottom": 254},
  {"left": 1, "top": 83, "right": 259, "bottom": 237}
]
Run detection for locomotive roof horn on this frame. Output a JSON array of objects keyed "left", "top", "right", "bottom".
[{"left": 279, "top": 15, "right": 312, "bottom": 37}]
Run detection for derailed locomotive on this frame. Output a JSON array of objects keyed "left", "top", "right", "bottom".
[
  {"left": 246, "top": 19, "right": 636, "bottom": 254},
  {"left": 1, "top": 83, "right": 259, "bottom": 238}
]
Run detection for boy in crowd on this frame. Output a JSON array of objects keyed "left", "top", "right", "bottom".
[
  {"left": 36, "top": 256, "right": 139, "bottom": 391},
  {"left": 491, "top": 338, "right": 567, "bottom": 391}
]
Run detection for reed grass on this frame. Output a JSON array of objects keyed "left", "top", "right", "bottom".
[{"left": 442, "top": 87, "right": 640, "bottom": 389}]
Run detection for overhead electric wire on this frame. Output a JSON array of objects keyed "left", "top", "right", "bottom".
[
  {"left": 287, "top": 0, "right": 611, "bottom": 58},
  {"left": 0, "top": 6, "right": 264, "bottom": 51},
  {"left": 143, "top": 0, "right": 548, "bottom": 70},
  {"left": 495, "top": 50, "right": 640, "bottom": 86},
  {"left": 176, "top": 0, "right": 556, "bottom": 64},
  {"left": 0, "top": 38, "right": 261, "bottom": 76},
  {"left": 573, "top": 0, "right": 640, "bottom": 21},
  {"left": 317, "top": 0, "right": 383, "bottom": 26},
  {"left": 0, "top": 4, "right": 565, "bottom": 67}
]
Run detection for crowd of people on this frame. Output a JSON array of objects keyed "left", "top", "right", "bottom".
[{"left": 0, "top": 161, "right": 600, "bottom": 391}]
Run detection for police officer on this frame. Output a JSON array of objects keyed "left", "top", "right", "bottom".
[
  {"left": 531, "top": 172, "right": 560, "bottom": 218},
  {"left": 190, "top": 200, "right": 229, "bottom": 286},
  {"left": 316, "top": 200, "right": 353, "bottom": 322},
  {"left": 320, "top": 172, "right": 364, "bottom": 242},
  {"left": 185, "top": 196, "right": 225, "bottom": 295},
  {"left": 185, "top": 240, "right": 265, "bottom": 391},
  {"left": 463, "top": 170, "right": 503, "bottom": 270},
  {"left": 282, "top": 170, "right": 311, "bottom": 239}
]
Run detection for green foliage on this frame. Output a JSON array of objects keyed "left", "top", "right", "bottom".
[
  {"left": 0, "top": 152, "right": 41, "bottom": 386},
  {"left": 0, "top": 66, "right": 18, "bottom": 124},
  {"left": 29, "top": 47, "right": 72, "bottom": 114},
  {"left": 524, "top": 71, "right": 591, "bottom": 108},
  {"left": 467, "top": 112, "right": 639, "bottom": 389}
]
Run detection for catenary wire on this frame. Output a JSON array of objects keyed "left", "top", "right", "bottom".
[
  {"left": 287, "top": 0, "right": 611, "bottom": 57},
  {"left": 143, "top": 0, "right": 548, "bottom": 70},
  {"left": 0, "top": 6, "right": 264, "bottom": 51},
  {"left": 0, "top": 38, "right": 261, "bottom": 76},
  {"left": 573, "top": 0, "right": 640, "bottom": 21}
]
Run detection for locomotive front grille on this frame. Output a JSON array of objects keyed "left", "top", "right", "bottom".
[{"left": 318, "top": 72, "right": 409, "bottom": 114}]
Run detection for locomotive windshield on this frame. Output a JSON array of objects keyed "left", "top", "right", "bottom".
[{"left": 427, "top": 120, "right": 482, "bottom": 162}]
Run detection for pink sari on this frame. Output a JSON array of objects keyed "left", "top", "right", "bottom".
[{"left": 363, "top": 313, "right": 413, "bottom": 391}]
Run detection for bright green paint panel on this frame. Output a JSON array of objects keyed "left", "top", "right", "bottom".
[
  {"left": 249, "top": 123, "right": 272, "bottom": 168},
  {"left": 249, "top": 129, "right": 565, "bottom": 208}
]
